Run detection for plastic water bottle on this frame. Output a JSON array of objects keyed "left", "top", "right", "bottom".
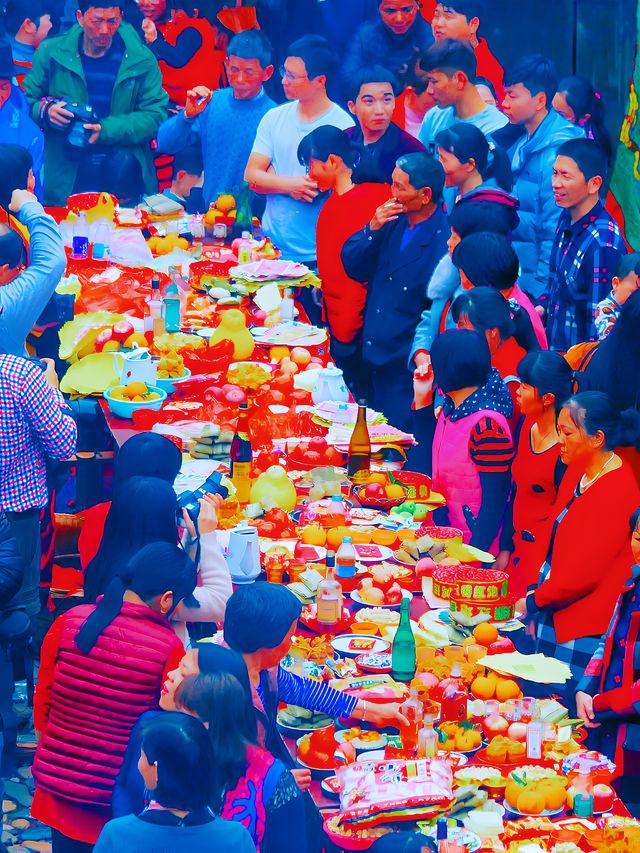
[
  {"left": 72, "top": 211, "right": 89, "bottom": 259},
  {"left": 162, "top": 282, "right": 182, "bottom": 332},
  {"left": 335, "top": 536, "right": 356, "bottom": 580},
  {"left": 280, "top": 287, "right": 295, "bottom": 322},
  {"left": 237, "top": 230, "right": 253, "bottom": 265},
  {"left": 92, "top": 220, "right": 111, "bottom": 260}
]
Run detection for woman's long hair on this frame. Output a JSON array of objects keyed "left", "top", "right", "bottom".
[{"left": 83, "top": 476, "right": 179, "bottom": 603}]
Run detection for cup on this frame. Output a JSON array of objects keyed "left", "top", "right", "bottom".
[
  {"left": 483, "top": 700, "right": 500, "bottom": 717},
  {"left": 465, "top": 643, "right": 488, "bottom": 664},
  {"left": 444, "top": 646, "right": 466, "bottom": 664}
]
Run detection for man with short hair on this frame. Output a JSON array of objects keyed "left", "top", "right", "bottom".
[
  {"left": 245, "top": 35, "right": 353, "bottom": 264},
  {"left": 343, "top": 0, "right": 434, "bottom": 91},
  {"left": 501, "top": 54, "right": 583, "bottom": 300},
  {"left": 342, "top": 152, "right": 448, "bottom": 428},
  {"left": 546, "top": 138, "right": 627, "bottom": 351},
  {"left": 0, "top": 45, "right": 44, "bottom": 187},
  {"left": 346, "top": 65, "right": 425, "bottom": 184},
  {"left": 430, "top": 1, "right": 504, "bottom": 100},
  {"left": 2, "top": 0, "right": 54, "bottom": 84},
  {"left": 0, "top": 186, "right": 67, "bottom": 357},
  {"left": 162, "top": 146, "right": 203, "bottom": 209},
  {"left": 417, "top": 38, "right": 507, "bottom": 152},
  {"left": 24, "top": 0, "right": 167, "bottom": 205},
  {"left": 158, "top": 29, "right": 275, "bottom": 207}
]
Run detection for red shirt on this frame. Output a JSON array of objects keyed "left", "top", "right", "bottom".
[
  {"left": 78, "top": 500, "right": 111, "bottom": 569},
  {"left": 509, "top": 418, "right": 562, "bottom": 596},
  {"left": 316, "top": 182, "right": 390, "bottom": 343},
  {"left": 475, "top": 38, "right": 505, "bottom": 102}
]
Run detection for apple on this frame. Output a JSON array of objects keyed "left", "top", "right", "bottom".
[
  {"left": 310, "top": 357, "right": 324, "bottom": 365},
  {"left": 488, "top": 637, "right": 516, "bottom": 655},
  {"left": 593, "top": 783, "right": 615, "bottom": 812},
  {"left": 413, "top": 504, "right": 430, "bottom": 521},
  {"left": 111, "top": 319, "right": 134, "bottom": 342},
  {"left": 309, "top": 436, "right": 328, "bottom": 453},
  {"left": 507, "top": 723, "right": 527, "bottom": 742},
  {"left": 279, "top": 358, "right": 299, "bottom": 374},
  {"left": 252, "top": 309, "right": 268, "bottom": 324},
  {"left": 415, "top": 557, "right": 437, "bottom": 579},
  {"left": 364, "top": 482, "right": 385, "bottom": 499},
  {"left": 95, "top": 328, "right": 114, "bottom": 352},
  {"left": 385, "top": 582, "right": 403, "bottom": 605},
  {"left": 224, "top": 387, "right": 247, "bottom": 405},
  {"left": 290, "top": 347, "right": 311, "bottom": 366},
  {"left": 483, "top": 714, "right": 509, "bottom": 738}
]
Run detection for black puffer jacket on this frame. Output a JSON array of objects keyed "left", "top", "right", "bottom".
[{"left": 0, "top": 513, "right": 25, "bottom": 609}]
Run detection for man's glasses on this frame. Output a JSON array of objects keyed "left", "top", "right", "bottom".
[{"left": 280, "top": 65, "right": 308, "bottom": 82}]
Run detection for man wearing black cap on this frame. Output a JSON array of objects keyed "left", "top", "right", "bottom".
[{"left": 0, "top": 44, "right": 43, "bottom": 189}]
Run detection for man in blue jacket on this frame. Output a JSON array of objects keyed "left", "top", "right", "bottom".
[
  {"left": 500, "top": 55, "right": 583, "bottom": 301},
  {"left": 342, "top": 152, "right": 448, "bottom": 431}
]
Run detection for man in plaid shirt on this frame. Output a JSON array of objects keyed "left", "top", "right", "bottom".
[
  {"left": 546, "top": 138, "right": 627, "bottom": 351},
  {"left": 0, "top": 354, "right": 76, "bottom": 616}
]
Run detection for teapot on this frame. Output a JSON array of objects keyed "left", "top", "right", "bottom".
[
  {"left": 312, "top": 363, "right": 349, "bottom": 405},
  {"left": 225, "top": 524, "right": 261, "bottom": 584},
  {"left": 114, "top": 346, "right": 157, "bottom": 387}
]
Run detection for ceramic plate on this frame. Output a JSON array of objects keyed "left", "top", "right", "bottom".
[
  {"left": 330, "top": 634, "right": 390, "bottom": 658},
  {"left": 505, "top": 804, "right": 565, "bottom": 818},
  {"left": 350, "top": 588, "right": 412, "bottom": 610},
  {"left": 320, "top": 775, "right": 341, "bottom": 797}
]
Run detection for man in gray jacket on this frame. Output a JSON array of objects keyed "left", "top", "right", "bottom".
[{"left": 0, "top": 187, "right": 66, "bottom": 357}]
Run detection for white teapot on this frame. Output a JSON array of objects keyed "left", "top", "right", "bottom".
[
  {"left": 312, "top": 363, "right": 349, "bottom": 405},
  {"left": 114, "top": 346, "right": 157, "bottom": 387}
]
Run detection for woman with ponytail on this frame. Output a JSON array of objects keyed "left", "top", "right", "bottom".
[
  {"left": 452, "top": 286, "right": 541, "bottom": 426},
  {"left": 31, "top": 543, "right": 196, "bottom": 852},
  {"left": 523, "top": 392, "right": 640, "bottom": 703},
  {"left": 436, "top": 121, "right": 513, "bottom": 200},
  {"left": 553, "top": 76, "right": 613, "bottom": 164},
  {"left": 503, "top": 352, "right": 575, "bottom": 595}
]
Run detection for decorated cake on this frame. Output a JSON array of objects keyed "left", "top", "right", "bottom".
[{"left": 433, "top": 565, "right": 515, "bottom": 621}]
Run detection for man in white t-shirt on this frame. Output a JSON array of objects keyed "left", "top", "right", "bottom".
[
  {"left": 417, "top": 38, "right": 507, "bottom": 152},
  {"left": 245, "top": 34, "right": 353, "bottom": 264}
]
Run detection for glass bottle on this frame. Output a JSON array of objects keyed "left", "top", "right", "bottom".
[
  {"left": 230, "top": 402, "right": 252, "bottom": 504},
  {"left": 347, "top": 399, "right": 371, "bottom": 484},
  {"left": 145, "top": 275, "right": 162, "bottom": 335},
  {"left": 399, "top": 687, "right": 423, "bottom": 752},
  {"left": 317, "top": 553, "right": 342, "bottom": 627},
  {"left": 391, "top": 597, "right": 416, "bottom": 682},
  {"left": 417, "top": 715, "right": 438, "bottom": 758},
  {"left": 230, "top": 180, "right": 253, "bottom": 241},
  {"left": 440, "top": 663, "right": 467, "bottom": 723}
]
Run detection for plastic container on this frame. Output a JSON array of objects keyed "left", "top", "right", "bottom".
[
  {"left": 335, "top": 537, "right": 356, "bottom": 579},
  {"left": 72, "top": 211, "right": 89, "bottom": 259}
]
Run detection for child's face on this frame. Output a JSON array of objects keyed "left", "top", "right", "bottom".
[
  {"left": 175, "top": 170, "right": 202, "bottom": 199},
  {"left": 613, "top": 270, "right": 640, "bottom": 305}
]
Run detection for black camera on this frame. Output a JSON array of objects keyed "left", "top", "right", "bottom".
[
  {"left": 177, "top": 471, "right": 229, "bottom": 527},
  {"left": 65, "top": 103, "right": 97, "bottom": 154}
]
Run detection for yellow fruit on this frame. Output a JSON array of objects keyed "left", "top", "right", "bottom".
[
  {"left": 175, "top": 237, "right": 189, "bottom": 250},
  {"left": 472, "top": 622, "right": 499, "bottom": 647},
  {"left": 125, "top": 381, "right": 149, "bottom": 399},
  {"left": 371, "top": 528, "right": 397, "bottom": 547},
  {"left": 301, "top": 525, "right": 327, "bottom": 547},
  {"left": 102, "top": 340, "right": 120, "bottom": 352},
  {"left": 385, "top": 483, "right": 405, "bottom": 499},
  {"left": 495, "top": 679, "right": 521, "bottom": 702},
  {"left": 158, "top": 370, "right": 169, "bottom": 378},
  {"left": 132, "top": 395, "right": 144, "bottom": 402},
  {"left": 505, "top": 777, "right": 524, "bottom": 807},
  {"left": 215, "top": 193, "right": 236, "bottom": 213},
  {"left": 455, "top": 729, "right": 482, "bottom": 751},
  {"left": 536, "top": 778, "right": 567, "bottom": 811},
  {"left": 470, "top": 676, "right": 496, "bottom": 700},
  {"left": 517, "top": 789, "right": 547, "bottom": 815},
  {"left": 124, "top": 332, "right": 148, "bottom": 349},
  {"left": 270, "top": 346, "right": 290, "bottom": 363},
  {"left": 109, "top": 386, "right": 126, "bottom": 400},
  {"left": 367, "top": 473, "right": 387, "bottom": 485},
  {"left": 146, "top": 392, "right": 160, "bottom": 401},
  {"left": 326, "top": 526, "right": 350, "bottom": 549}
]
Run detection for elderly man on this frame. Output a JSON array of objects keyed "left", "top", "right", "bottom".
[{"left": 24, "top": 0, "right": 167, "bottom": 205}]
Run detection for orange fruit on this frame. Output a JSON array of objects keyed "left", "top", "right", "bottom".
[
  {"left": 270, "top": 346, "right": 290, "bottom": 363},
  {"left": 495, "top": 678, "right": 521, "bottom": 702},
  {"left": 109, "top": 386, "right": 126, "bottom": 400},
  {"left": 215, "top": 194, "right": 236, "bottom": 213},
  {"left": 385, "top": 483, "right": 405, "bottom": 499},
  {"left": 125, "top": 381, "right": 149, "bottom": 399},
  {"left": 472, "top": 622, "right": 499, "bottom": 647},
  {"left": 537, "top": 778, "right": 567, "bottom": 811},
  {"left": 349, "top": 528, "right": 372, "bottom": 544},
  {"left": 371, "top": 528, "right": 397, "bottom": 547},
  {"left": 102, "top": 340, "right": 120, "bottom": 352},
  {"left": 124, "top": 332, "right": 148, "bottom": 349},
  {"left": 301, "top": 525, "right": 327, "bottom": 547},
  {"left": 470, "top": 675, "right": 496, "bottom": 700},
  {"left": 517, "top": 789, "right": 546, "bottom": 815}
]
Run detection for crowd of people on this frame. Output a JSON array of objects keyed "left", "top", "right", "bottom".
[{"left": 0, "top": 0, "right": 639, "bottom": 850}]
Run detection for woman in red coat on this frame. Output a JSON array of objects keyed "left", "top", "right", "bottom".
[
  {"left": 525, "top": 392, "right": 640, "bottom": 707},
  {"left": 31, "top": 543, "right": 196, "bottom": 852},
  {"left": 505, "top": 351, "right": 574, "bottom": 596}
]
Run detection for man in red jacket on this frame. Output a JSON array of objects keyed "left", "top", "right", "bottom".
[
  {"left": 298, "top": 126, "right": 389, "bottom": 400},
  {"left": 430, "top": 1, "right": 504, "bottom": 101}
]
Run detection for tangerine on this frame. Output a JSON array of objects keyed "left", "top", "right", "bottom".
[
  {"left": 516, "top": 789, "right": 546, "bottom": 815},
  {"left": 326, "top": 526, "right": 350, "bottom": 549},
  {"left": 216, "top": 194, "right": 236, "bottom": 213},
  {"left": 125, "top": 381, "right": 149, "bottom": 399},
  {"left": 472, "top": 622, "right": 499, "bottom": 647},
  {"left": 385, "top": 483, "right": 405, "bottom": 499},
  {"left": 536, "top": 778, "right": 567, "bottom": 811},
  {"left": 470, "top": 675, "right": 496, "bottom": 700},
  {"left": 301, "top": 525, "right": 327, "bottom": 547},
  {"left": 495, "top": 678, "right": 521, "bottom": 702}
]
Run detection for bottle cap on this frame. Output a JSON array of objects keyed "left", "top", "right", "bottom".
[
  {"left": 357, "top": 398, "right": 367, "bottom": 406},
  {"left": 331, "top": 495, "right": 342, "bottom": 502},
  {"left": 342, "top": 536, "right": 352, "bottom": 544},
  {"left": 239, "top": 402, "right": 248, "bottom": 410}
]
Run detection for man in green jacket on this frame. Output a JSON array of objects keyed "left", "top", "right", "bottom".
[{"left": 23, "top": 0, "right": 167, "bottom": 206}]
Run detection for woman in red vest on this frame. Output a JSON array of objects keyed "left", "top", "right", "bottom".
[
  {"left": 138, "top": 0, "right": 226, "bottom": 107},
  {"left": 31, "top": 542, "right": 196, "bottom": 852}
]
